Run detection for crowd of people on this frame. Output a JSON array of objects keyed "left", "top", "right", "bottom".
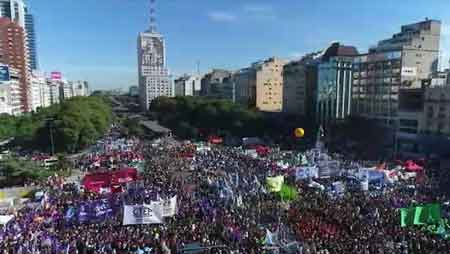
[{"left": 0, "top": 126, "right": 450, "bottom": 253}]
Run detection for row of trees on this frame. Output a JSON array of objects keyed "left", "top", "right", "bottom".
[
  {"left": 150, "top": 96, "right": 317, "bottom": 148},
  {"left": 0, "top": 96, "right": 113, "bottom": 153},
  {"left": 0, "top": 157, "right": 55, "bottom": 186}
]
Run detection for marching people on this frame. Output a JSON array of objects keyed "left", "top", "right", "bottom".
[{"left": 1, "top": 127, "right": 449, "bottom": 253}]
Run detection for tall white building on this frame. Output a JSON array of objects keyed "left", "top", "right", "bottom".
[
  {"left": 46, "top": 79, "right": 60, "bottom": 105},
  {"left": 72, "top": 80, "right": 89, "bottom": 97},
  {"left": 29, "top": 76, "right": 40, "bottom": 111},
  {"left": 59, "top": 79, "right": 74, "bottom": 100},
  {"left": 34, "top": 71, "right": 50, "bottom": 108},
  {"left": 0, "top": 81, "right": 20, "bottom": 115},
  {"left": 0, "top": 66, "right": 22, "bottom": 115},
  {"left": 174, "top": 74, "right": 201, "bottom": 96},
  {"left": 137, "top": 2, "right": 172, "bottom": 110},
  {"left": 28, "top": 71, "right": 48, "bottom": 111}
]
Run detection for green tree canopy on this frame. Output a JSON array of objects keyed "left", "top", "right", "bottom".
[{"left": 0, "top": 96, "right": 113, "bottom": 153}]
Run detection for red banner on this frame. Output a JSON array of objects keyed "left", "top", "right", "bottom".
[{"left": 82, "top": 168, "right": 138, "bottom": 193}]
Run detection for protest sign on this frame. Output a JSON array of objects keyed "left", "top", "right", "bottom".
[
  {"left": 266, "top": 176, "right": 284, "bottom": 192},
  {"left": 0, "top": 215, "right": 13, "bottom": 225},
  {"left": 279, "top": 184, "right": 298, "bottom": 201},
  {"left": 400, "top": 203, "right": 441, "bottom": 227},
  {"left": 295, "top": 166, "right": 318, "bottom": 180}
]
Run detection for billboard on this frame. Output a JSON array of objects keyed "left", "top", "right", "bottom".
[
  {"left": 0, "top": 65, "right": 10, "bottom": 81},
  {"left": 50, "top": 71, "right": 62, "bottom": 80}
]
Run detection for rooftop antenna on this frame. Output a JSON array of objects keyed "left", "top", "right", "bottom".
[
  {"left": 196, "top": 60, "right": 200, "bottom": 76},
  {"left": 149, "top": 0, "right": 157, "bottom": 33}
]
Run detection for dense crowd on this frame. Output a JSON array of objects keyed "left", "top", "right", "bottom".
[{"left": 0, "top": 128, "right": 449, "bottom": 254}]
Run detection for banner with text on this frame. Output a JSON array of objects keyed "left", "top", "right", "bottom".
[
  {"left": 151, "top": 195, "right": 177, "bottom": 217},
  {"left": 123, "top": 203, "right": 163, "bottom": 225}
]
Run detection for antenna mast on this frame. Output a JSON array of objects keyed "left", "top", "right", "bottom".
[
  {"left": 149, "top": 0, "right": 157, "bottom": 32},
  {"left": 196, "top": 60, "right": 200, "bottom": 76}
]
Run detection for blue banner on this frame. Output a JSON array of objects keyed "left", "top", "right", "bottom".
[
  {"left": 64, "top": 206, "right": 76, "bottom": 222},
  {"left": 77, "top": 203, "right": 89, "bottom": 223}
]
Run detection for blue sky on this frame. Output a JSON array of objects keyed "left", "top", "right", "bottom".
[{"left": 32, "top": 0, "right": 450, "bottom": 90}]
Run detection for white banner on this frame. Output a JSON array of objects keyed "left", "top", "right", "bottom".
[
  {"left": 123, "top": 203, "right": 163, "bottom": 225},
  {"left": 0, "top": 215, "right": 13, "bottom": 225},
  {"left": 151, "top": 195, "right": 177, "bottom": 217},
  {"left": 295, "top": 166, "right": 318, "bottom": 180}
]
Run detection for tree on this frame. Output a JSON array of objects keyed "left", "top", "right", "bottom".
[
  {"left": 0, "top": 157, "right": 53, "bottom": 186},
  {"left": 123, "top": 118, "right": 145, "bottom": 137},
  {"left": 0, "top": 96, "right": 113, "bottom": 154}
]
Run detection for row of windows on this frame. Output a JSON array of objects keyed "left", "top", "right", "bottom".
[
  {"left": 263, "top": 82, "right": 282, "bottom": 86},
  {"left": 262, "top": 101, "right": 282, "bottom": 105}
]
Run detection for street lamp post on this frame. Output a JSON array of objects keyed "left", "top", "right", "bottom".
[{"left": 45, "top": 117, "right": 56, "bottom": 155}]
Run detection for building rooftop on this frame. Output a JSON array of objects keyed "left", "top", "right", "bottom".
[
  {"left": 321, "top": 42, "right": 359, "bottom": 61},
  {"left": 140, "top": 120, "right": 171, "bottom": 134}
]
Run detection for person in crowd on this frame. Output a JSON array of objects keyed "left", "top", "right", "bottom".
[{"left": 1, "top": 127, "right": 449, "bottom": 253}]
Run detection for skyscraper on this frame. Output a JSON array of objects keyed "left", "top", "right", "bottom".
[
  {"left": 352, "top": 19, "right": 441, "bottom": 126},
  {"left": 137, "top": 0, "right": 172, "bottom": 110},
  {"left": 0, "top": 0, "right": 26, "bottom": 27},
  {"left": 25, "top": 7, "right": 37, "bottom": 70},
  {"left": 0, "top": 0, "right": 38, "bottom": 71},
  {"left": 0, "top": 17, "right": 28, "bottom": 112}
]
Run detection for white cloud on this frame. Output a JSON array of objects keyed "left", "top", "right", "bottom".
[
  {"left": 242, "top": 3, "right": 276, "bottom": 20},
  {"left": 243, "top": 4, "right": 273, "bottom": 13},
  {"left": 207, "top": 11, "right": 237, "bottom": 22}
]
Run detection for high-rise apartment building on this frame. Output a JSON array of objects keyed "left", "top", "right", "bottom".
[
  {"left": 72, "top": 81, "right": 89, "bottom": 97},
  {"left": 0, "top": 17, "right": 28, "bottom": 112},
  {"left": 0, "top": 0, "right": 37, "bottom": 71},
  {"left": 234, "top": 68, "right": 256, "bottom": 106},
  {"left": 316, "top": 43, "right": 358, "bottom": 123},
  {"left": 0, "top": 0, "right": 26, "bottom": 27},
  {"left": 0, "top": 65, "right": 21, "bottom": 115},
  {"left": 47, "top": 79, "right": 60, "bottom": 105},
  {"left": 352, "top": 19, "right": 441, "bottom": 126},
  {"left": 137, "top": 2, "right": 172, "bottom": 110},
  {"left": 174, "top": 74, "right": 201, "bottom": 97},
  {"left": 234, "top": 57, "right": 287, "bottom": 112},
  {"left": 59, "top": 80, "right": 74, "bottom": 100},
  {"left": 29, "top": 73, "right": 41, "bottom": 111},
  {"left": 422, "top": 86, "right": 450, "bottom": 135},
  {"left": 282, "top": 61, "right": 307, "bottom": 115},
  {"left": 30, "top": 71, "right": 49, "bottom": 108},
  {"left": 24, "top": 8, "right": 37, "bottom": 70},
  {"left": 201, "top": 69, "right": 234, "bottom": 101},
  {"left": 282, "top": 52, "right": 321, "bottom": 118},
  {"left": 255, "top": 57, "right": 287, "bottom": 112}
]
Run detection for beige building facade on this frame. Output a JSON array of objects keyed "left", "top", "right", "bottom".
[{"left": 255, "top": 57, "right": 287, "bottom": 112}]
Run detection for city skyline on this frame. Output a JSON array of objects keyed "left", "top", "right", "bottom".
[{"left": 32, "top": 0, "right": 450, "bottom": 90}]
